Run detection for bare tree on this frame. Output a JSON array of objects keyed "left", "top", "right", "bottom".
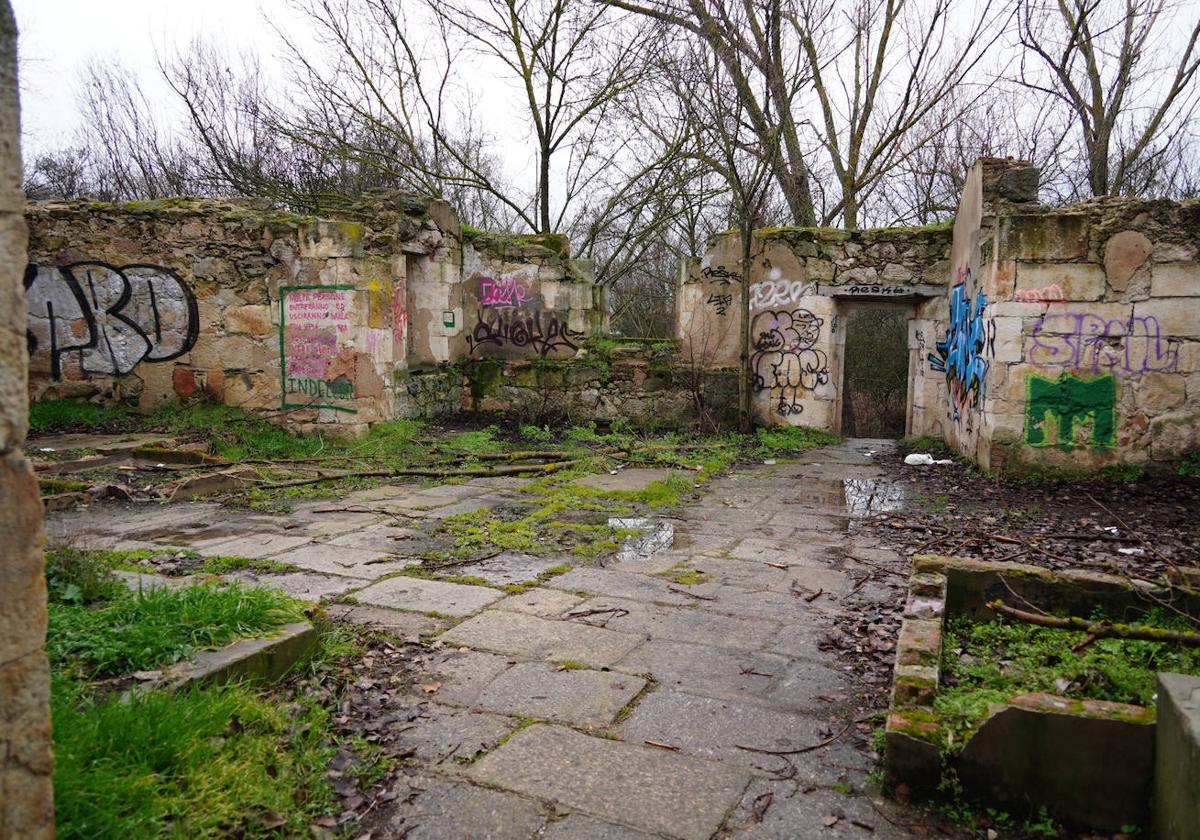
[
  {"left": 1015, "top": 0, "right": 1200, "bottom": 198},
  {"left": 23, "top": 146, "right": 92, "bottom": 200}
]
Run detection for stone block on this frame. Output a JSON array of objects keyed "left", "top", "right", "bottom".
[
  {"left": 1102, "top": 231, "right": 1153, "bottom": 292},
  {"left": 1015, "top": 262, "right": 1104, "bottom": 302},
  {"left": 1135, "top": 299, "right": 1200, "bottom": 339},
  {"left": 473, "top": 662, "right": 646, "bottom": 728},
  {"left": 1137, "top": 372, "right": 1186, "bottom": 411},
  {"left": 224, "top": 304, "right": 272, "bottom": 335},
  {"left": 957, "top": 693, "right": 1154, "bottom": 831},
  {"left": 443, "top": 609, "right": 643, "bottom": 669},
  {"left": 884, "top": 712, "right": 943, "bottom": 797},
  {"left": 1150, "top": 262, "right": 1200, "bottom": 298},
  {"left": 1156, "top": 672, "right": 1200, "bottom": 840},
  {"left": 1000, "top": 213, "right": 1089, "bottom": 261},
  {"left": 355, "top": 575, "right": 504, "bottom": 617},
  {"left": 896, "top": 618, "right": 942, "bottom": 668},
  {"left": 989, "top": 316, "right": 1024, "bottom": 363}
]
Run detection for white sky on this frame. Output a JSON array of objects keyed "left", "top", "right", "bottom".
[{"left": 13, "top": 0, "right": 271, "bottom": 159}]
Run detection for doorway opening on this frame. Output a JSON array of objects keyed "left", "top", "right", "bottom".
[{"left": 840, "top": 305, "right": 910, "bottom": 438}]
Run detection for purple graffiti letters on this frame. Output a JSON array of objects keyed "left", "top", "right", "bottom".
[
  {"left": 479, "top": 275, "right": 530, "bottom": 308},
  {"left": 750, "top": 309, "right": 830, "bottom": 416},
  {"left": 929, "top": 279, "right": 991, "bottom": 421},
  {"left": 1028, "top": 311, "right": 1178, "bottom": 374}
]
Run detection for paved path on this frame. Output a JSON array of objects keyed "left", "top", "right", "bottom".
[{"left": 48, "top": 440, "right": 924, "bottom": 839}]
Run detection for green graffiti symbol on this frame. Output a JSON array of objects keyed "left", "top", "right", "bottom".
[{"left": 1025, "top": 372, "right": 1116, "bottom": 451}]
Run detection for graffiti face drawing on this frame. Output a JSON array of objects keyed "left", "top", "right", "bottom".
[{"left": 750, "top": 309, "right": 830, "bottom": 416}]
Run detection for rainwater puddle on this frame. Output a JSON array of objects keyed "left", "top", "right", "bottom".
[
  {"left": 842, "top": 478, "right": 906, "bottom": 517},
  {"left": 607, "top": 517, "right": 675, "bottom": 564}
]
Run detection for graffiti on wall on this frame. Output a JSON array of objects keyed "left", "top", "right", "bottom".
[
  {"left": 391, "top": 283, "right": 408, "bottom": 347},
  {"left": 749, "top": 279, "right": 815, "bottom": 310},
  {"left": 467, "top": 309, "right": 584, "bottom": 358},
  {"left": 479, "top": 275, "right": 532, "bottom": 308},
  {"left": 280, "top": 285, "right": 357, "bottom": 410},
  {"left": 1028, "top": 312, "right": 1178, "bottom": 374},
  {"left": 1025, "top": 372, "right": 1115, "bottom": 450},
  {"left": 707, "top": 293, "right": 733, "bottom": 315},
  {"left": 928, "top": 276, "right": 992, "bottom": 421},
  {"left": 25, "top": 261, "right": 199, "bottom": 380},
  {"left": 1014, "top": 283, "right": 1064, "bottom": 304},
  {"left": 700, "top": 265, "right": 739, "bottom": 283},
  {"left": 750, "top": 309, "right": 830, "bottom": 416}
]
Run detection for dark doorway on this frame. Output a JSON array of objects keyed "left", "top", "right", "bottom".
[{"left": 840, "top": 306, "right": 909, "bottom": 438}]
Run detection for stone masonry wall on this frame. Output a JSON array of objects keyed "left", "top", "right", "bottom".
[
  {"left": 680, "top": 224, "right": 952, "bottom": 430},
  {"left": 0, "top": 1, "right": 54, "bottom": 835},
  {"left": 912, "top": 158, "right": 1200, "bottom": 471}
]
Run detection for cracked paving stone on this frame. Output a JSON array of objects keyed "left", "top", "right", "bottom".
[
  {"left": 469, "top": 724, "right": 752, "bottom": 840},
  {"left": 616, "top": 690, "right": 841, "bottom": 774},
  {"left": 355, "top": 575, "right": 505, "bottom": 616},
  {"left": 378, "top": 778, "right": 546, "bottom": 840},
  {"left": 613, "top": 639, "right": 790, "bottom": 705},
  {"left": 418, "top": 649, "right": 514, "bottom": 706},
  {"left": 263, "top": 543, "right": 416, "bottom": 579},
  {"left": 442, "top": 610, "right": 644, "bottom": 669},
  {"left": 323, "top": 604, "right": 450, "bottom": 640},
  {"left": 723, "top": 778, "right": 914, "bottom": 839},
  {"left": 541, "top": 814, "right": 664, "bottom": 840},
  {"left": 474, "top": 661, "right": 646, "bottom": 728},
  {"left": 568, "top": 596, "right": 781, "bottom": 652},
  {"left": 453, "top": 551, "right": 566, "bottom": 586},
  {"left": 322, "top": 523, "right": 421, "bottom": 554},
  {"left": 390, "top": 704, "right": 520, "bottom": 765},
  {"left": 548, "top": 567, "right": 693, "bottom": 605},
  {"left": 229, "top": 571, "right": 355, "bottom": 601},
  {"left": 189, "top": 532, "right": 313, "bottom": 558}
]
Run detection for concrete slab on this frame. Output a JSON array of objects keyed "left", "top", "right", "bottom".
[
  {"left": 575, "top": 468, "right": 688, "bottom": 493},
  {"left": 389, "top": 704, "right": 520, "bottom": 765},
  {"left": 230, "top": 571, "right": 355, "bottom": 601},
  {"left": 355, "top": 575, "right": 505, "bottom": 616},
  {"left": 723, "top": 778, "right": 912, "bottom": 839},
  {"left": 568, "top": 596, "right": 781, "bottom": 652},
  {"left": 469, "top": 724, "right": 752, "bottom": 840},
  {"left": 385, "top": 778, "right": 547, "bottom": 840},
  {"left": 613, "top": 639, "right": 790, "bottom": 706},
  {"left": 443, "top": 610, "right": 644, "bottom": 669},
  {"left": 420, "top": 650, "right": 515, "bottom": 707},
  {"left": 323, "top": 604, "right": 450, "bottom": 640},
  {"left": 29, "top": 432, "right": 175, "bottom": 452},
  {"left": 492, "top": 588, "right": 584, "bottom": 617},
  {"left": 474, "top": 662, "right": 646, "bottom": 728},
  {"left": 267, "top": 543, "right": 416, "bottom": 580},
  {"left": 113, "top": 570, "right": 193, "bottom": 592},
  {"left": 323, "top": 524, "right": 422, "bottom": 554},
  {"left": 190, "top": 532, "right": 312, "bottom": 559},
  {"left": 453, "top": 551, "right": 565, "bottom": 586}
]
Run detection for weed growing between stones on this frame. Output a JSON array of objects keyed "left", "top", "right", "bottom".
[{"left": 935, "top": 611, "right": 1200, "bottom": 740}]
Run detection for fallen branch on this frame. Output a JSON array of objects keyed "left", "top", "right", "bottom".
[
  {"left": 846, "top": 555, "right": 907, "bottom": 579},
  {"left": 257, "top": 460, "right": 580, "bottom": 490},
  {"left": 987, "top": 600, "right": 1200, "bottom": 647},
  {"left": 668, "top": 585, "right": 717, "bottom": 601},
  {"left": 736, "top": 719, "right": 854, "bottom": 756}
]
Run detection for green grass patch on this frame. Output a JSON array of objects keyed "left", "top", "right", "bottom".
[
  {"left": 29, "top": 399, "right": 136, "bottom": 435},
  {"left": 754, "top": 425, "right": 839, "bottom": 456},
  {"left": 52, "top": 678, "right": 338, "bottom": 839},
  {"left": 936, "top": 612, "right": 1200, "bottom": 739},
  {"left": 1180, "top": 451, "right": 1200, "bottom": 477},
  {"left": 658, "top": 565, "right": 710, "bottom": 586},
  {"left": 898, "top": 435, "right": 951, "bottom": 456},
  {"left": 199, "top": 556, "right": 297, "bottom": 575}
]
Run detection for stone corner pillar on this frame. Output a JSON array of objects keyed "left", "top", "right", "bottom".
[{"left": 0, "top": 1, "right": 54, "bottom": 837}]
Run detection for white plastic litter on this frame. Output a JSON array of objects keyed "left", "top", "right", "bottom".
[
  {"left": 1117, "top": 547, "right": 1146, "bottom": 556},
  {"left": 904, "top": 453, "right": 953, "bottom": 466}
]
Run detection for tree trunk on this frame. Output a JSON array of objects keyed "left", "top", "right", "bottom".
[
  {"left": 738, "top": 222, "right": 753, "bottom": 432},
  {"left": 539, "top": 143, "right": 551, "bottom": 232}
]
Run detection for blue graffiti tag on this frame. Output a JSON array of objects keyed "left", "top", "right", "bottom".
[{"left": 928, "top": 278, "right": 992, "bottom": 421}]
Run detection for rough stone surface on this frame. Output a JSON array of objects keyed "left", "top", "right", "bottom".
[
  {"left": 267, "top": 543, "right": 416, "bottom": 579},
  {"left": 469, "top": 724, "right": 752, "bottom": 840},
  {"left": 474, "top": 661, "right": 646, "bottom": 728},
  {"left": 540, "top": 814, "right": 662, "bottom": 840},
  {"left": 443, "top": 609, "right": 644, "bottom": 668},
  {"left": 323, "top": 604, "right": 450, "bottom": 640},
  {"left": 382, "top": 778, "right": 547, "bottom": 840},
  {"left": 354, "top": 575, "right": 505, "bottom": 617},
  {"left": 575, "top": 468, "right": 687, "bottom": 492},
  {"left": 1156, "top": 672, "right": 1200, "bottom": 840}
]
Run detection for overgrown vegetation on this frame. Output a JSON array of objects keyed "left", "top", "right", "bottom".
[{"left": 936, "top": 612, "right": 1200, "bottom": 739}]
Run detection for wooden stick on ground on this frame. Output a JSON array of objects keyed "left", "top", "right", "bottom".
[
  {"left": 986, "top": 600, "right": 1200, "bottom": 647},
  {"left": 257, "top": 459, "right": 580, "bottom": 490}
]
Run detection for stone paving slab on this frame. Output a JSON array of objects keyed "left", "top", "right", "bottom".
[
  {"left": 323, "top": 524, "right": 422, "bottom": 554},
  {"left": 266, "top": 543, "right": 416, "bottom": 579},
  {"left": 474, "top": 661, "right": 646, "bottom": 728},
  {"left": 389, "top": 704, "right": 519, "bottom": 765},
  {"left": 453, "top": 551, "right": 565, "bottom": 585},
  {"left": 764, "top": 659, "right": 859, "bottom": 714},
  {"left": 190, "top": 532, "right": 313, "bottom": 559},
  {"left": 542, "top": 814, "right": 665, "bottom": 839},
  {"left": 575, "top": 467, "right": 689, "bottom": 492},
  {"left": 420, "top": 650, "right": 515, "bottom": 706},
  {"left": 443, "top": 609, "right": 644, "bottom": 669},
  {"left": 549, "top": 567, "right": 693, "bottom": 605},
  {"left": 382, "top": 778, "right": 547, "bottom": 840},
  {"left": 568, "top": 596, "right": 781, "bottom": 652},
  {"left": 469, "top": 724, "right": 753, "bottom": 840},
  {"left": 354, "top": 575, "right": 505, "bottom": 616},
  {"left": 492, "top": 587, "right": 585, "bottom": 617},
  {"left": 230, "top": 571, "right": 355, "bottom": 601},
  {"left": 617, "top": 690, "right": 830, "bottom": 773},
  {"left": 613, "top": 639, "right": 791, "bottom": 706},
  {"left": 723, "top": 778, "right": 914, "bottom": 839},
  {"left": 322, "top": 604, "right": 450, "bottom": 640}
]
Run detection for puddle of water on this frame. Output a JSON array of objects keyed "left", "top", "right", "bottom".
[
  {"left": 608, "top": 517, "right": 675, "bottom": 564},
  {"left": 843, "top": 478, "right": 906, "bottom": 517}
]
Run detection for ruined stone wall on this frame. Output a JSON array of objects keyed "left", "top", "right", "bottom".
[
  {"left": 460, "top": 345, "right": 739, "bottom": 431},
  {"left": 0, "top": 1, "right": 53, "bottom": 834},
  {"left": 912, "top": 158, "right": 1200, "bottom": 471},
  {"left": 680, "top": 224, "right": 952, "bottom": 430}
]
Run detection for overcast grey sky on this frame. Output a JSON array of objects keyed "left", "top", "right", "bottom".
[{"left": 13, "top": 0, "right": 271, "bottom": 158}]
